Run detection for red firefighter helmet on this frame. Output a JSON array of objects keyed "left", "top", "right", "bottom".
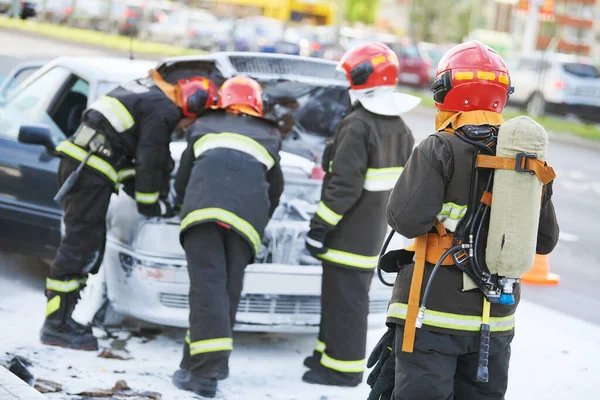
[
  {"left": 337, "top": 42, "right": 400, "bottom": 90},
  {"left": 217, "top": 76, "right": 264, "bottom": 117},
  {"left": 432, "top": 40, "right": 512, "bottom": 113},
  {"left": 177, "top": 76, "right": 218, "bottom": 118}
]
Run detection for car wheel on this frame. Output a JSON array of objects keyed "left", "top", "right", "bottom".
[{"left": 527, "top": 92, "right": 546, "bottom": 117}]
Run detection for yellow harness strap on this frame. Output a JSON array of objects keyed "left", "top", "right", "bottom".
[
  {"left": 476, "top": 154, "right": 556, "bottom": 185},
  {"left": 402, "top": 233, "right": 428, "bottom": 353}
]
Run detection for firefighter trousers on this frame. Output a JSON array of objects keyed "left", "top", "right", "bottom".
[
  {"left": 393, "top": 325, "right": 513, "bottom": 400},
  {"left": 179, "top": 223, "right": 253, "bottom": 378},
  {"left": 51, "top": 158, "right": 113, "bottom": 281},
  {"left": 314, "top": 262, "right": 373, "bottom": 380}
]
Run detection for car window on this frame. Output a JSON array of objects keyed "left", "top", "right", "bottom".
[
  {"left": 562, "top": 62, "right": 600, "bottom": 78},
  {"left": 8, "top": 66, "right": 71, "bottom": 114},
  {"left": 49, "top": 77, "right": 89, "bottom": 137},
  {"left": 1, "top": 66, "right": 40, "bottom": 99}
]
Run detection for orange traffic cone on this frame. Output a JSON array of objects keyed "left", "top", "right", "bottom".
[{"left": 521, "top": 254, "right": 560, "bottom": 285}]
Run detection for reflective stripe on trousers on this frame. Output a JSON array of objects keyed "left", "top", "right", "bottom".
[
  {"left": 135, "top": 191, "right": 159, "bottom": 204},
  {"left": 387, "top": 302, "right": 515, "bottom": 332},
  {"left": 363, "top": 167, "right": 404, "bottom": 192},
  {"left": 318, "top": 249, "right": 378, "bottom": 269},
  {"left": 193, "top": 133, "right": 275, "bottom": 170},
  {"left": 180, "top": 208, "right": 261, "bottom": 254},
  {"left": 186, "top": 331, "right": 233, "bottom": 356},
  {"left": 315, "top": 340, "right": 326, "bottom": 353},
  {"left": 88, "top": 95, "right": 135, "bottom": 133},
  {"left": 46, "top": 277, "right": 80, "bottom": 293},
  {"left": 315, "top": 201, "right": 343, "bottom": 226},
  {"left": 321, "top": 353, "right": 365, "bottom": 373}
]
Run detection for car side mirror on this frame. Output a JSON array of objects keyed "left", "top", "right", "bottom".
[{"left": 18, "top": 125, "right": 56, "bottom": 153}]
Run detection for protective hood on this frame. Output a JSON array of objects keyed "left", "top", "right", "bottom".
[
  {"left": 349, "top": 86, "right": 421, "bottom": 116},
  {"left": 435, "top": 110, "right": 504, "bottom": 132}
]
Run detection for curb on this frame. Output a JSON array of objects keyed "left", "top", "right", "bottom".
[{"left": 0, "top": 367, "right": 47, "bottom": 399}]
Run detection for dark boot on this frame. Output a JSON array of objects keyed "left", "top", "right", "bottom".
[
  {"left": 302, "top": 364, "right": 362, "bottom": 387},
  {"left": 40, "top": 282, "right": 98, "bottom": 351},
  {"left": 303, "top": 351, "right": 322, "bottom": 369},
  {"left": 172, "top": 369, "right": 217, "bottom": 398}
]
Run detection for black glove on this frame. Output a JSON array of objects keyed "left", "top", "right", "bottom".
[
  {"left": 367, "top": 328, "right": 396, "bottom": 400},
  {"left": 305, "top": 228, "right": 327, "bottom": 257}
]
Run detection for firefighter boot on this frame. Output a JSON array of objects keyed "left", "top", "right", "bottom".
[
  {"left": 172, "top": 369, "right": 217, "bottom": 398},
  {"left": 303, "top": 351, "right": 322, "bottom": 369},
  {"left": 302, "top": 364, "right": 362, "bottom": 387},
  {"left": 40, "top": 284, "right": 98, "bottom": 351}
]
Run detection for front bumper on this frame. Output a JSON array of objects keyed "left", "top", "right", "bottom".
[{"left": 104, "top": 238, "right": 393, "bottom": 333}]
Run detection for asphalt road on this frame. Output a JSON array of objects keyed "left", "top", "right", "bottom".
[{"left": 1, "top": 30, "right": 599, "bottom": 327}]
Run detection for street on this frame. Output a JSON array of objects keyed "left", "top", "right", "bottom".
[{"left": 1, "top": 29, "right": 600, "bottom": 399}]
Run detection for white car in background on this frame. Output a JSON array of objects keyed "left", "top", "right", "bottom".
[{"left": 506, "top": 52, "right": 600, "bottom": 122}]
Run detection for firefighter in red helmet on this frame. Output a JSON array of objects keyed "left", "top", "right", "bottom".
[
  {"left": 301, "top": 42, "right": 419, "bottom": 387},
  {"left": 41, "top": 73, "right": 217, "bottom": 351},
  {"left": 172, "top": 76, "right": 284, "bottom": 398},
  {"left": 366, "top": 40, "right": 559, "bottom": 400}
]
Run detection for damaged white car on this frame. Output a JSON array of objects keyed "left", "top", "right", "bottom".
[{"left": 76, "top": 53, "right": 406, "bottom": 333}]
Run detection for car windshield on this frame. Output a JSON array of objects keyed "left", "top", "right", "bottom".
[{"left": 562, "top": 62, "right": 600, "bottom": 78}]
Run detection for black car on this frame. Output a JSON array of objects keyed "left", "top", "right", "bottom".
[{"left": 0, "top": 57, "right": 155, "bottom": 260}]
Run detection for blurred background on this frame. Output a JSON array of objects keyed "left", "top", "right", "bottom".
[{"left": 1, "top": 0, "right": 600, "bottom": 121}]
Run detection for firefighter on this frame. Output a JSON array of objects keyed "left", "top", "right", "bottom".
[
  {"left": 366, "top": 41, "right": 560, "bottom": 400},
  {"left": 302, "top": 42, "right": 418, "bottom": 387},
  {"left": 171, "top": 76, "right": 284, "bottom": 398},
  {"left": 40, "top": 72, "right": 217, "bottom": 351}
]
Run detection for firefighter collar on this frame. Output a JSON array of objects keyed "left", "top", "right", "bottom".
[
  {"left": 349, "top": 86, "right": 421, "bottom": 117},
  {"left": 435, "top": 110, "right": 504, "bottom": 132},
  {"left": 151, "top": 70, "right": 184, "bottom": 108}
]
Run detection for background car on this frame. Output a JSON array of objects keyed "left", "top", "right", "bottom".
[
  {"left": 394, "top": 39, "right": 430, "bottom": 88},
  {"left": 141, "top": 7, "right": 216, "bottom": 47},
  {"left": 1, "top": 53, "right": 394, "bottom": 334},
  {"left": 0, "top": 0, "right": 37, "bottom": 18},
  {"left": 506, "top": 52, "right": 600, "bottom": 122},
  {"left": 230, "top": 17, "right": 301, "bottom": 55},
  {"left": 417, "top": 41, "right": 447, "bottom": 83}
]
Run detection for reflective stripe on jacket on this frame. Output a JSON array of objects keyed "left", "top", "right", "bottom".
[
  {"left": 310, "top": 104, "right": 414, "bottom": 270},
  {"left": 175, "top": 110, "right": 283, "bottom": 255}
]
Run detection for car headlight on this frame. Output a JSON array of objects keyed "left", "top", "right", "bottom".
[{"left": 118, "top": 252, "right": 185, "bottom": 283}]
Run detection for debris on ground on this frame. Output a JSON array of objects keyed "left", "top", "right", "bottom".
[
  {"left": 35, "top": 378, "right": 63, "bottom": 393},
  {"left": 8, "top": 356, "right": 34, "bottom": 385},
  {"left": 110, "top": 339, "right": 129, "bottom": 352},
  {"left": 98, "top": 348, "right": 132, "bottom": 360},
  {"left": 73, "top": 380, "right": 161, "bottom": 399}
]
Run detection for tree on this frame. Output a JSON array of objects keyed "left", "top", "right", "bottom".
[
  {"left": 409, "top": 0, "right": 471, "bottom": 43},
  {"left": 346, "top": 0, "right": 380, "bottom": 25}
]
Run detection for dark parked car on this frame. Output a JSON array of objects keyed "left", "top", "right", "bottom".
[{"left": 0, "top": 57, "right": 155, "bottom": 260}]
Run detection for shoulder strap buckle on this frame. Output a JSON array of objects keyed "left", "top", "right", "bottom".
[{"left": 515, "top": 152, "right": 537, "bottom": 175}]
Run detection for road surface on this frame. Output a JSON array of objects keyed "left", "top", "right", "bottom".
[{"left": 0, "top": 29, "right": 599, "bottom": 399}]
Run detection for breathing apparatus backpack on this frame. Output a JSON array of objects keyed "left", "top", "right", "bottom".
[{"left": 377, "top": 116, "right": 556, "bottom": 381}]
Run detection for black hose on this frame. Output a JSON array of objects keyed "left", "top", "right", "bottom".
[
  {"left": 420, "top": 245, "right": 463, "bottom": 310},
  {"left": 376, "top": 230, "right": 396, "bottom": 287}
]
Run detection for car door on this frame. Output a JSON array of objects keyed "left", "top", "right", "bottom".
[{"left": 0, "top": 65, "right": 90, "bottom": 259}]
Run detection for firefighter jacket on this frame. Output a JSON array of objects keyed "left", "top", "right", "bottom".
[
  {"left": 55, "top": 78, "right": 182, "bottom": 208},
  {"left": 386, "top": 131, "right": 560, "bottom": 336},
  {"left": 175, "top": 110, "right": 284, "bottom": 255},
  {"left": 310, "top": 103, "right": 415, "bottom": 270}
]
